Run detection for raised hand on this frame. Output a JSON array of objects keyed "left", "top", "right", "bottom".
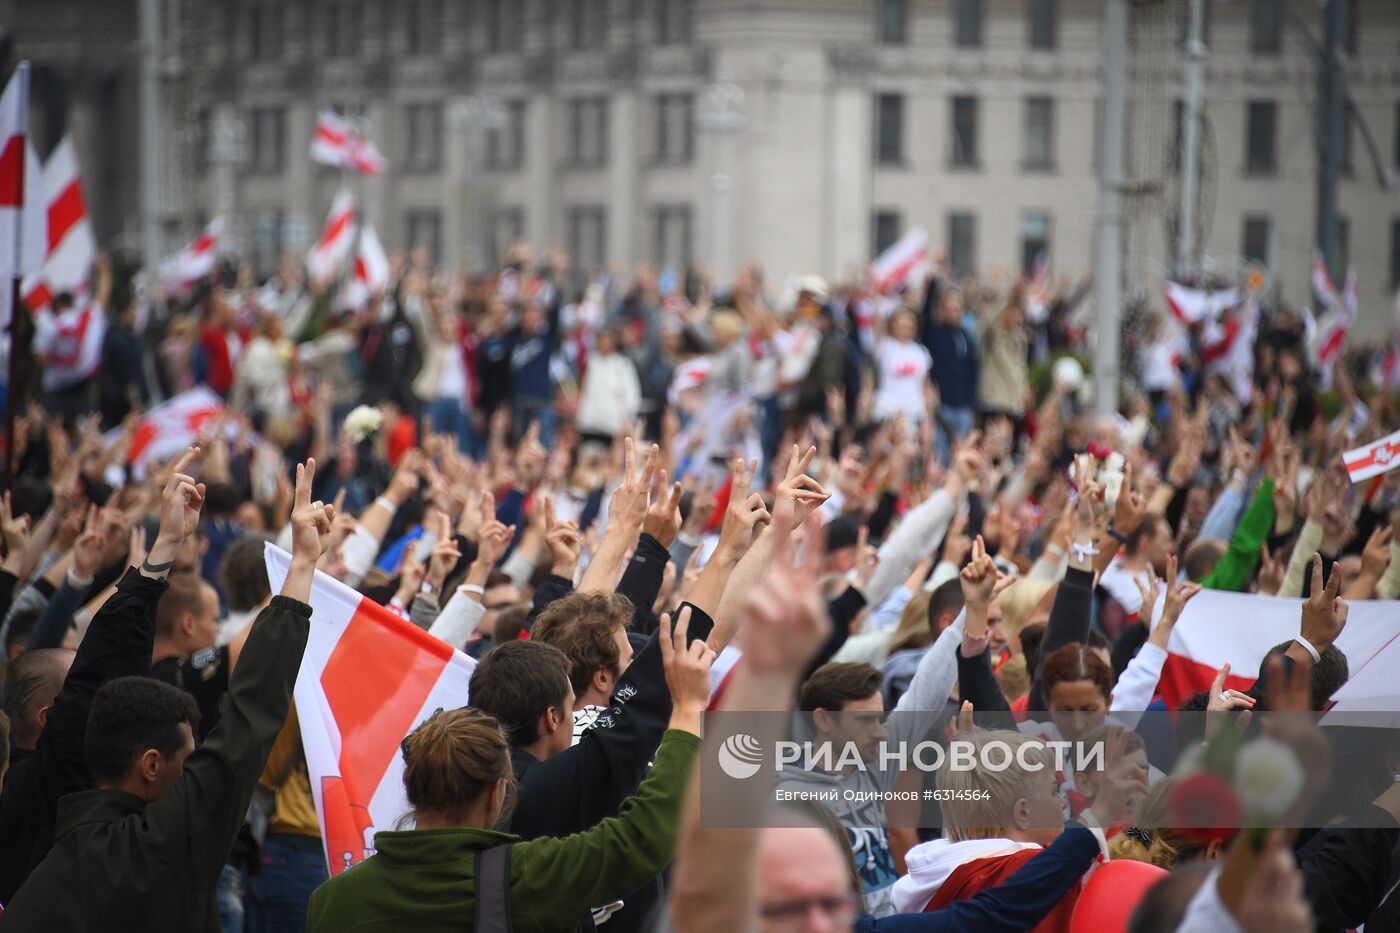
[
  {"left": 0, "top": 491, "right": 30, "bottom": 560},
  {"left": 774, "top": 444, "right": 830, "bottom": 529},
  {"left": 1204, "top": 662, "right": 1256, "bottom": 741},
  {"left": 385, "top": 448, "right": 423, "bottom": 507},
  {"left": 737, "top": 511, "right": 830, "bottom": 679},
  {"left": 642, "top": 469, "right": 684, "bottom": 547},
  {"left": 659, "top": 607, "right": 717, "bottom": 733},
  {"left": 544, "top": 499, "right": 584, "bottom": 577},
  {"left": 1086, "top": 727, "right": 1149, "bottom": 828},
  {"left": 474, "top": 519, "right": 516, "bottom": 570},
  {"left": 715, "top": 457, "right": 770, "bottom": 560},
  {"left": 71, "top": 506, "right": 108, "bottom": 581},
  {"left": 282, "top": 458, "right": 335, "bottom": 601},
  {"left": 959, "top": 535, "right": 999, "bottom": 610},
  {"left": 425, "top": 513, "right": 462, "bottom": 591},
  {"left": 607, "top": 437, "right": 658, "bottom": 534},
  {"left": 1257, "top": 545, "right": 1286, "bottom": 596},
  {"left": 848, "top": 525, "right": 879, "bottom": 593},
  {"left": 1112, "top": 460, "right": 1146, "bottom": 537},
  {"left": 1132, "top": 565, "right": 1161, "bottom": 619},
  {"left": 1301, "top": 554, "right": 1347, "bottom": 653},
  {"left": 158, "top": 446, "right": 206, "bottom": 547}
]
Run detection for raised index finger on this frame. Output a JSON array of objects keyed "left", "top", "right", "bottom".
[{"left": 169, "top": 446, "right": 201, "bottom": 484}]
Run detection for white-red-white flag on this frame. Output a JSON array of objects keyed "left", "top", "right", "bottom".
[
  {"left": 1024, "top": 252, "right": 1051, "bottom": 324},
  {"left": 1342, "top": 428, "right": 1400, "bottom": 484},
  {"left": 0, "top": 63, "right": 46, "bottom": 330},
  {"left": 307, "top": 191, "right": 356, "bottom": 286},
  {"left": 112, "top": 385, "right": 227, "bottom": 468},
  {"left": 1163, "top": 281, "right": 1239, "bottom": 327},
  {"left": 263, "top": 543, "right": 477, "bottom": 876},
  {"left": 338, "top": 222, "right": 389, "bottom": 310},
  {"left": 159, "top": 217, "right": 222, "bottom": 291},
  {"left": 871, "top": 227, "right": 929, "bottom": 294},
  {"left": 1311, "top": 251, "right": 1339, "bottom": 309},
  {"left": 1312, "top": 268, "right": 1357, "bottom": 372},
  {"left": 21, "top": 136, "right": 97, "bottom": 313},
  {"left": 310, "top": 109, "right": 386, "bottom": 176},
  {"left": 1152, "top": 588, "right": 1400, "bottom": 711}
]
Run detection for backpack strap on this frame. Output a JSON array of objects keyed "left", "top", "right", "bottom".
[{"left": 474, "top": 844, "right": 515, "bottom": 933}]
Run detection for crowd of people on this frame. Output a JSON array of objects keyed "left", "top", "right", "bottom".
[{"left": 1, "top": 240, "right": 1399, "bottom": 932}]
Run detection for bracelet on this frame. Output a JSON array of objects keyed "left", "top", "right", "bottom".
[
  {"left": 1231, "top": 469, "right": 1248, "bottom": 486},
  {"left": 374, "top": 496, "right": 398, "bottom": 514},
  {"left": 459, "top": 583, "right": 485, "bottom": 596},
  {"left": 1045, "top": 543, "right": 1066, "bottom": 560},
  {"left": 1069, "top": 540, "right": 1100, "bottom": 562},
  {"left": 1293, "top": 635, "right": 1322, "bottom": 664},
  {"left": 141, "top": 557, "right": 174, "bottom": 575},
  {"left": 67, "top": 568, "right": 95, "bottom": 589},
  {"left": 1105, "top": 523, "right": 1128, "bottom": 545}
]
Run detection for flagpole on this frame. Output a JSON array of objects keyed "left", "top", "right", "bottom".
[{"left": 4, "top": 62, "right": 31, "bottom": 490}]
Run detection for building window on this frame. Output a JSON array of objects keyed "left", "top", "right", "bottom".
[
  {"left": 248, "top": 107, "right": 286, "bottom": 174},
  {"left": 878, "top": 0, "right": 907, "bottom": 44},
  {"left": 405, "top": 210, "right": 443, "bottom": 265},
  {"left": 1250, "top": 0, "right": 1280, "bottom": 54},
  {"left": 1021, "top": 213, "right": 1050, "bottom": 276},
  {"left": 953, "top": 0, "right": 982, "bottom": 47},
  {"left": 1245, "top": 100, "right": 1276, "bottom": 174},
  {"left": 875, "top": 94, "right": 904, "bottom": 165},
  {"left": 249, "top": 3, "right": 282, "bottom": 60},
  {"left": 567, "top": 98, "right": 609, "bottom": 168},
  {"left": 654, "top": 93, "right": 694, "bottom": 165},
  {"left": 951, "top": 96, "right": 978, "bottom": 167},
  {"left": 656, "top": 0, "right": 693, "bottom": 44},
  {"left": 872, "top": 210, "right": 901, "bottom": 258},
  {"left": 406, "top": 0, "right": 443, "bottom": 55},
  {"left": 567, "top": 205, "right": 608, "bottom": 274},
  {"left": 251, "top": 209, "right": 285, "bottom": 275},
  {"left": 1390, "top": 219, "right": 1400, "bottom": 290},
  {"left": 1023, "top": 97, "right": 1055, "bottom": 170},
  {"left": 492, "top": 207, "right": 525, "bottom": 266},
  {"left": 1028, "top": 0, "right": 1056, "bottom": 49},
  {"left": 486, "top": 100, "right": 527, "bottom": 171},
  {"left": 325, "top": 2, "right": 363, "bottom": 58},
  {"left": 486, "top": 0, "right": 524, "bottom": 51},
  {"left": 948, "top": 212, "right": 976, "bottom": 278},
  {"left": 405, "top": 103, "right": 443, "bottom": 172},
  {"left": 1242, "top": 216, "right": 1272, "bottom": 267},
  {"left": 570, "top": 0, "right": 608, "bottom": 48},
  {"left": 653, "top": 204, "right": 693, "bottom": 271}
]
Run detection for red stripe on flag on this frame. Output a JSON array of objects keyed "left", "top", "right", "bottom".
[
  {"left": 22, "top": 280, "right": 51, "bottom": 312},
  {"left": 46, "top": 178, "right": 86, "bottom": 252},
  {"left": 0, "top": 136, "right": 22, "bottom": 207},
  {"left": 320, "top": 597, "right": 452, "bottom": 829},
  {"left": 318, "top": 210, "right": 352, "bottom": 250},
  {"left": 1158, "top": 651, "right": 1256, "bottom": 712}
]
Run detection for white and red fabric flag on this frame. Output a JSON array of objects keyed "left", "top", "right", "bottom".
[
  {"left": 1311, "top": 251, "right": 1339, "bottom": 309},
  {"left": 871, "top": 227, "right": 929, "bottom": 294},
  {"left": 338, "top": 222, "right": 389, "bottom": 310},
  {"left": 1342, "top": 429, "right": 1400, "bottom": 484},
  {"left": 21, "top": 136, "right": 97, "bottom": 313},
  {"left": 310, "top": 109, "right": 386, "bottom": 176},
  {"left": 111, "top": 385, "right": 226, "bottom": 467},
  {"left": 0, "top": 63, "right": 46, "bottom": 328},
  {"left": 159, "top": 217, "right": 222, "bottom": 291},
  {"left": 1163, "top": 281, "right": 1239, "bottom": 327},
  {"left": 306, "top": 191, "right": 356, "bottom": 286},
  {"left": 263, "top": 543, "right": 477, "bottom": 876},
  {"left": 1312, "top": 268, "right": 1357, "bottom": 373},
  {"left": 1153, "top": 588, "right": 1400, "bottom": 711},
  {"left": 1024, "top": 252, "right": 1051, "bottom": 324}
]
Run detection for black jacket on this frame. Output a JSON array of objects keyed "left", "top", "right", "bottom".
[
  {"left": 1, "top": 595, "right": 311, "bottom": 932},
  {"left": 0, "top": 569, "right": 165, "bottom": 903}
]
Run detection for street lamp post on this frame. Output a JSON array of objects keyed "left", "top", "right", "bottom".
[
  {"left": 449, "top": 95, "right": 508, "bottom": 276},
  {"left": 697, "top": 83, "right": 745, "bottom": 285}
]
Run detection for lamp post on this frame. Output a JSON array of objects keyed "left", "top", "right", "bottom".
[
  {"left": 449, "top": 94, "right": 508, "bottom": 276},
  {"left": 697, "top": 83, "right": 745, "bottom": 285}
]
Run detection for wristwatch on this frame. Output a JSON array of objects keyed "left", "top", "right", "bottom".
[{"left": 420, "top": 580, "right": 440, "bottom": 596}]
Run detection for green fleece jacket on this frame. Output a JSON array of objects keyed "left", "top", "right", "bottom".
[
  {"left": 306, "top": 729, "right": 699, "bottom": 932},
  {"left": 1198, "top": 478, "right": 1275, "bottom": 592}
]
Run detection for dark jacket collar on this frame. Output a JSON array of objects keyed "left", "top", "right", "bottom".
[{"left": 55, "top": 788, "right": 148, "bottom": 836}]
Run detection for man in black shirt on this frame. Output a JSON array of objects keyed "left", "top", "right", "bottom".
[{"left": 148, "top": 574, "right": 226, "bottom": 741}]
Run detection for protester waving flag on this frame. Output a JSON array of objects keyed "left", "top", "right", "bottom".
[{"left": 306, "top": 190, "right": 356, "bottom": 286}]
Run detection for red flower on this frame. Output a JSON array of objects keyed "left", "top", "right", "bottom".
[{"left": 1167, "top": 773, "right": 1243, "bottom": 845}]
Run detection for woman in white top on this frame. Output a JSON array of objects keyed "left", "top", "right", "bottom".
[
  {"left": 576, "top": 326, "right": 643, "bottom": 445},
  {"left": 873, "top": 309, "right": 933, "bottom": 424}
]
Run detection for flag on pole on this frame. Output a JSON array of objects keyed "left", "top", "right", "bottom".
[
  {"left": 338, "top": 222, "right": 389, "bottom": 310},
  {"left": 1023, "top": 252, "right": 1051, "bottom": 324},
  {"left": 307, "top": 191, "right": 356, "bottom": 286},
  {"left": 1311, "top": 251, "right": 1339, "bottom": 309},
  {"left": 1162, "top": 281, "right": 1240, "bottom": 327},
  {"left": 1153, "top": 588, "right": 1400, "bottom": 711},
  {"left": 870, "top": 228, "right": 929, "bottom": 294},
  {"left": 21, "top": 136, "right": 97, "bottom": 312},
  {"left": 263, "top": 543, "right": 477, "bottom": 876},
  {"left": 1312, "top": 268, "right": 1356, "bottom": 372},
  {"left": 0, "top": 63, "right": 45, "bottom": 330},
  {"left": 310, "top": 109, "right": 386, "bottom": 176},
  {"left": 1342, "top": 429, "right": 1400, "bottom": 484},
  {"left": 159, "top": 217, "right": 222, "bottom": 291}
]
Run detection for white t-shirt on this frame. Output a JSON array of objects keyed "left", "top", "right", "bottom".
[{"left": 873, "top": 339, "right": 932, "bottom": 422}]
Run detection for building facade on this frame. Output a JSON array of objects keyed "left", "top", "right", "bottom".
[{"left": 7, "top": 0, "right": 1400, "bottom": 337}]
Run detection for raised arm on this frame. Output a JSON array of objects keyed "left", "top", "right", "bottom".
[
  {"left": 696, "top": 458, "right": 771, "bottom": 652},
  {"left": 579, "top": 439, "right": 655, "bottom": 594},
  {"left": 149, "top": 458, "right": 331, "bottom": 888}
]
